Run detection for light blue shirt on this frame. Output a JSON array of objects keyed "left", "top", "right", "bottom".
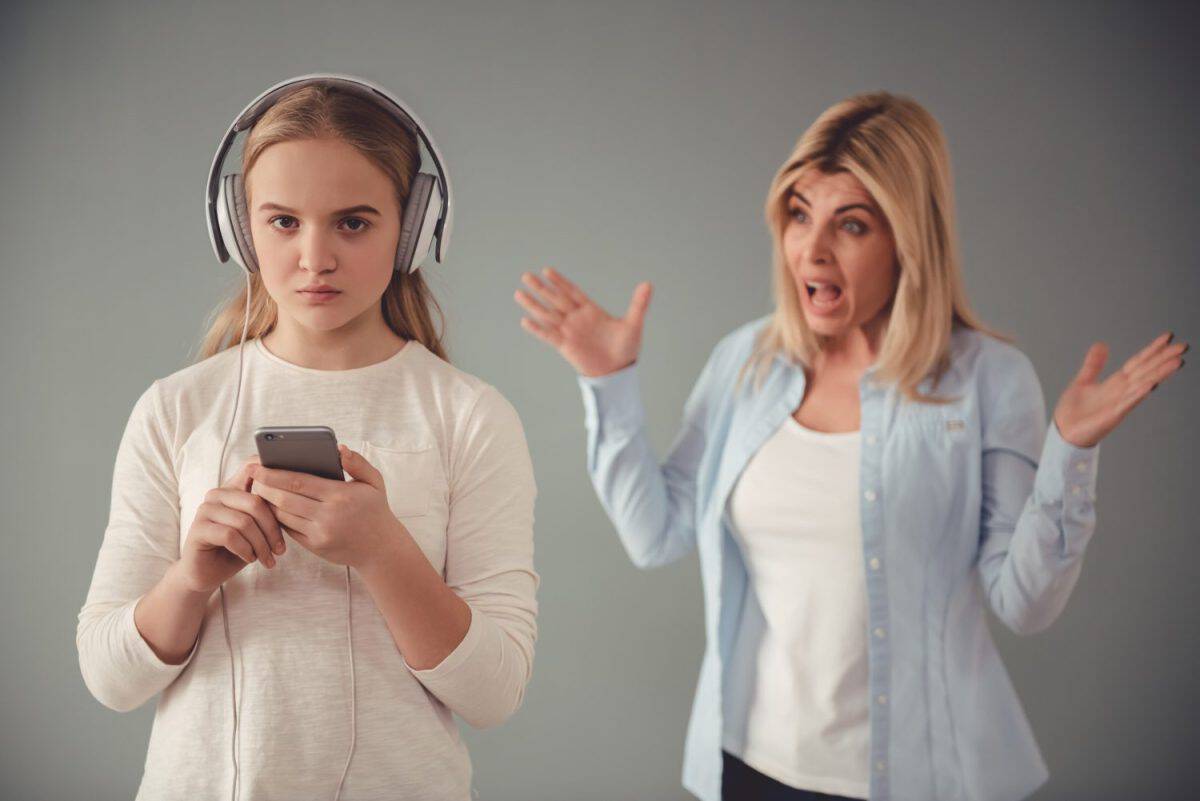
[{"left": 576, "top": 316, "right": 1100, "bottom": 801}]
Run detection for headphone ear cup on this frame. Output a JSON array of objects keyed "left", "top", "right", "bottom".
[
  {"left": 396, "top": 173, "right": 436, "bottom": 274},
  {"left": 219, "top": 173, "right": 259, "bottom": 274}
]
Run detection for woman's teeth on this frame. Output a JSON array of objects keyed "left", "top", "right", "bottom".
[{"left": 805, "top": 281, "right": 843, "bottom": 307}]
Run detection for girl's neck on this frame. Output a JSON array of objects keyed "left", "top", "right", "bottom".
[{"left": 262, "top": 316, "right": 407, "bottom": 371}]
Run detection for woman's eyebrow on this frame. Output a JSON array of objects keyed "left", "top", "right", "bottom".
[
  {"left": 257, "top": 202, "right": 382, "bottom": 217},
  {"left": 787, "top": 190, "right": 876, "bottom": 216}
]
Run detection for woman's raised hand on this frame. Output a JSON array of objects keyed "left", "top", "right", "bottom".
[
  {"left": 514, "top": 267, "right": 653, "bottom": 377},
  {"left": 1053, "top": 331, "right": 1188, "bottom": 448},
  {"left": 176, "top": 456, "right": 286, "bottom": 595}
]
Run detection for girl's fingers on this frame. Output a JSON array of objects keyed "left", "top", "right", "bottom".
[
  {"left": 513, "top": 289, "right": 564, "bottom": 327},
  {"left": 521, "top": 271, "right": 575, "bottom": 313},
  {"left": 543, "top": 267, "right": 591, "bottom": 307},
  {"left": 216, "top": 528, "right": 256, "bottom": 564},
  {"left": 212, "top": 487, "right": 286, "bottom": 556},
  {"left": 207, "top": 505, "right": 275, "bottom": 567},
  {"left": 519, "top": 316, "right": 563, "bottom": 347}
]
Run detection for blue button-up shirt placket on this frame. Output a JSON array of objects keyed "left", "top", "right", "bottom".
[{"left": 860, "top": 378, "right": 893, "bottom": 800}]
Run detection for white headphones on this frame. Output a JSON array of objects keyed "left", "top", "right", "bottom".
[{"left": 205, "top": 71, "right": 454, "bottom": 275}]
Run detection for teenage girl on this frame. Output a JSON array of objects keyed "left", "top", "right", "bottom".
[{"left": 78, "top": 76, "right": 538, "bottom": 801}]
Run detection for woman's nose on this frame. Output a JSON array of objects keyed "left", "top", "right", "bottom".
[{"left": 802, "top": 225, "right": 834, "bottom": 266}]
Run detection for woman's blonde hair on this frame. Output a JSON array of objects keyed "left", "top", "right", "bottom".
[
  {"left": 742, "top": 90, "right": 1005, "bottom": 401},
  {"left": 194, "top": 83, "right": 448, "bottom": 363}
]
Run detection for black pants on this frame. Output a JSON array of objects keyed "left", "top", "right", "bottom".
[{"left": 721, "top": 751, "right": 862, "bottom": 801}]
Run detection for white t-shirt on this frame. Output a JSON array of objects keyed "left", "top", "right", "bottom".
[
  {"left": 77, "top": 336, "right": 538, "bottom": 801},
  {"left": 723, "top": 415, "right": 870, "bottom": 799}
]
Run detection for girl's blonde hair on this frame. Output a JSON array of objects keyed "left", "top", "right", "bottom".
[
  {"left": 742, "top": 90, "right": 1005, "bottom": 401},
  {"left": 195, "top": 83, "right": 448, "bottom": 362}
]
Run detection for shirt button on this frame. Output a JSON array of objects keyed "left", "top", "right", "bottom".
[
  {"left": 873, "top": 627, "right": 886, "bottom": 639},
  {"left": 869, "top": 557, "right": 881, "bottom": 571},
  {"left": 1076, "top": 462, "right": 1089, "bottom": 473},
  {"left": 1072, "top": 485, "right": 1082, "bottom": 496},
  {"left": 877, "top": 694, "right": 888, "bottom": 705},
  {"left": 875, "top": 760, "right": 886, "bottom": 772},
  {"left": 866, "top": 434, "right": 878, "bottom": 445},
  {"left": 864, "top": 490, "right": 877, "bottom": 503}
]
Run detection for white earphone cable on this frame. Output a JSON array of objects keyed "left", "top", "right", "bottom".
[
  {"left": 333, "top": 567, "right": 357, "bottom": 800},
  {"left": 216, "top": 269, "right": 253, "bottom": 801}
]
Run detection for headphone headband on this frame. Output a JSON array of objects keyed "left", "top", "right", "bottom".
[{"left": 205, "top": 72, "right": 454, "bottom": 267}]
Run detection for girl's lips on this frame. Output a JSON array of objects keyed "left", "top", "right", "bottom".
[{"left": 299, "top": 290, "right": 342, "bottom": 303}]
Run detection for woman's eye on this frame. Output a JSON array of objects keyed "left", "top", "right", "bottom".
[
  {"left": 788, "top": 205, "right": 808, "bottom": 223},
  {"left": 268, "top": 215, "right": 298, "bottom": 230},
  {"left": 340, "top": 217, "right": 370, "bottom": 233},
  {"left": 842, "top": 218, "right": 867, "bottom": 234}
]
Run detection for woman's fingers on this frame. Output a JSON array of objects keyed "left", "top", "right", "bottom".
[
  {"left": 514, "top": 287, "right": 564, "bottom": 327},
  {"left": 624, "top": 281, "right": 653, "bottom": 327},
  {"left": 519, "top": 316, "right": 564, "bottom": 348},
  {"left": 521, "top": 271, "right": 576, "bottom": 313},
  {"left": 543, "top": 267, "right": 591, "bottom": 307},
  {"left": 1128, "top": 341, "right": 1187, "bottom": 386},
  {"left": 1072, "top": 342, "right": 1109, "bottom": 386},
  {"left": 1122, "top": 330, "right": 1175, "bottom": 376}
]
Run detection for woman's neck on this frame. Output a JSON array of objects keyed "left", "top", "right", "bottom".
[
  {"left": 262, "top": 316, "right": 408, "bottom": 371},
  {"left": 815, "top": 313, "right": 887, "bottom": 375}
]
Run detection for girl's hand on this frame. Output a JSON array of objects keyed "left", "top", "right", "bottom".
[
  {"left": 178, "top": 456, "right": 286, "bottom": 595},
  {"left": 514, "top": 267, "right": 653, "bottom": 377},
  {"left": 248, "top": 445, "right": 401, "bottom": 570},
  {"left": 1053, "top": 331, "right": 1188, "bottom": 448}
]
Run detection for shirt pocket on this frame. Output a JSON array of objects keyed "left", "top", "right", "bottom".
[{"left": 358, "top": 437, "right": 438, "bottom": 520}]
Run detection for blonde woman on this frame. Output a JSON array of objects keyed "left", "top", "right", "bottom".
[
  {"left": 514, "top": 92, "right": 1185, "bottom": 801},
  {"left": 77, "top": 76, "right": 537, "bottom": 800}
]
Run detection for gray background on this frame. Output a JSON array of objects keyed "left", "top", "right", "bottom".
[{"left": 2, "top": 1, "right": 1197, "bottom": 799}]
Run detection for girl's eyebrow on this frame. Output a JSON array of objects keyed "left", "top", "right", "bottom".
[{"left": 257, "top": 202, "right": 382, "bottom": 217}]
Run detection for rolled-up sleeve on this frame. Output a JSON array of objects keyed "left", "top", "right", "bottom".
[
  {"left": 977, "top": 348, "right": 1101, "bottom": 636},
  {"left": 406, "top": 385, "right": 539, "bottom": 729},
  {"left": 76, "top": 381, "right": 197, "bottom": 712}
]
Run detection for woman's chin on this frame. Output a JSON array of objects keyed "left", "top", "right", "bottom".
[{"left": 801, "top": 308, "right": 848, "bottom": 338}]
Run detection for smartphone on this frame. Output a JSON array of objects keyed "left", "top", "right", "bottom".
[{"left": 254, "top": 426, "right": 346, "bottom": 481}]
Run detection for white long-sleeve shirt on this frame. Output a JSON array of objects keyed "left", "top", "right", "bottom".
[{"left": 77, "top": 336, "right": 538, "bottom": 800}]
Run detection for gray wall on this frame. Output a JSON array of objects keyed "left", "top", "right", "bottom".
[{"left": 3, "top": 1, "right": 1196, "bottom": 799}]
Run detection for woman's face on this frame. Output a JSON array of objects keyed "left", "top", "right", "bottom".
[
  {"left": 245, "top": 137, "right": 401, "bottom": 334},
  {"left": 782, "top": 169, "right": 898, "bottom": 341}
]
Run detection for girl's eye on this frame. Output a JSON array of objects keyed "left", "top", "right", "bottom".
[
  {"left": 842, "top": 218, "right": 867, "bottom": 235},
  {"left": 267, "top": 216, "right": 371, "bottom": 232},
  {"left": 787, "top": 205, "right": 808, "bottom": 223}
]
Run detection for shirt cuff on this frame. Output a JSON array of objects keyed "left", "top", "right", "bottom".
[
  {"left": 576, "top": 362, "right": 645, "bottom": 433},
  {"left": 125, "top": 597, "right": 199, "bottom": 675},
  {"left": 404, "top": 604, "right": 485, "bottom": 682},
  {"left": 1034, "top": 420, "right": 1100, "bottom": 505}
]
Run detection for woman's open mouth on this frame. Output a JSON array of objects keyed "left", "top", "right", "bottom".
[{"left": 803, "top": 280, "right": 844, "bottom": 315}]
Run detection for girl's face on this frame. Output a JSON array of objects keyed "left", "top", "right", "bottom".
[
  {"left": 245, "top": 137, "right": 401, "bottom": 334},
  {"left": 782, "top": 169, "right": 899, "bottom": 341}
]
